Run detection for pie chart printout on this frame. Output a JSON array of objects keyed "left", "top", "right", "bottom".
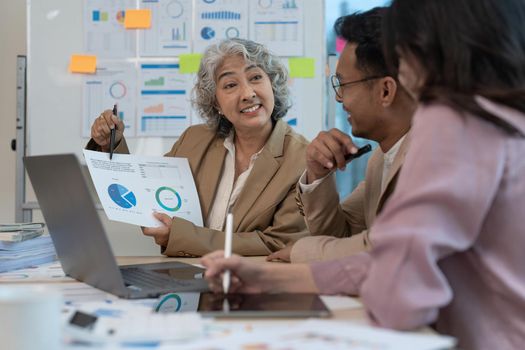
[{"left": 108, "top": 184, "right": 137, "bottom": 209}]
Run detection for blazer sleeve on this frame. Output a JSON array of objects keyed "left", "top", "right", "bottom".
[
  {"left": 162, "top": 183, "right": 308, "bottom": 257},
  {"left": 290, "top": 231, "right": 368, "bottom": 263},
  {"left": 310, "top": 104, "right": 506, "bottom": 330},
  {"left": 298, "top": 174, "right": 367, "bottom": 237}
]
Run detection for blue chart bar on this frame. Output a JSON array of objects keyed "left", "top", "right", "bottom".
[
  {"left": 201, "top": 11, "right": 241, "bottom": 20},
  {"left": 141, "top": 64, "right": 179, "bottom": 69},
  {"left": 141, "top": 90, "right": 185, "bottom": 95},
  {"left": 171, "top": 23, "right": 186, "bottom": 41}
]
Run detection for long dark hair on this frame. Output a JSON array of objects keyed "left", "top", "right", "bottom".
[{"left": 384, "top": 0, "right": 525, "bottom": 135}]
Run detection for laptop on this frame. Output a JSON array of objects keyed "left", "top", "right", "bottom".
[{"left": 24, "top": 154, "right": 209, "bottom": 299}]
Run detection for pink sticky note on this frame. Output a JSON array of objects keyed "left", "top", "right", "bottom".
[{"left": 336, "top": 36, "right": 347, "bottom": 53}]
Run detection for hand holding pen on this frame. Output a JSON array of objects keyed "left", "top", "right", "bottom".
[
  {"left": 304, "top": 128, "right": 371, "bottom": 184},
  {"left": 90, "top": 105, "right": 125, "bottom": 153}
]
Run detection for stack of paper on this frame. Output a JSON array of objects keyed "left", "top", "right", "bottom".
[
  {"left": 0, "top": 222, "right": 46, "bottom": 242},
  {"left": 0, "top": 234, "right": 57, "bottom": 273}
]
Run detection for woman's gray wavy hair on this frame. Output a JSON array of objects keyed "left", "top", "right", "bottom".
[{"left": 192, "top": 38, "right": 290, "bottom": 138}]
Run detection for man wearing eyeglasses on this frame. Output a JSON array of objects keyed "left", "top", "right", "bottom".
[{"left": 267, "top": 7, "right": 415, "bottom": 263}]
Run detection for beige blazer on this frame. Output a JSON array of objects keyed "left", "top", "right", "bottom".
[
  {"left": 291, "top": 134, "right": 410, "bottom": 263},
  {"left": 108, "top": 120, "right": 309, "bottom": 257}
]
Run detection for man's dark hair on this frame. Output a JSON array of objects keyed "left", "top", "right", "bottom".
[{"left": 334, "top": 7, "right": 390, "bottom": 77}]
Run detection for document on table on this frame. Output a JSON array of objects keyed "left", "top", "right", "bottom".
[
  {"left": 83, "top": 150, "right": 203, "bottom": 228},
  {"left": 186, "top": 319, "right": 456, "bottom": 350}
]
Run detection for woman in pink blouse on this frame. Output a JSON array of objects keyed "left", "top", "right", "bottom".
[{"left": 201, "top": 0, "right": 525, "bottom": 348}]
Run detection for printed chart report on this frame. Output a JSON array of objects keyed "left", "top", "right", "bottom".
[{"left": 83, "top": 150, "right": 203, "bottom": 228}]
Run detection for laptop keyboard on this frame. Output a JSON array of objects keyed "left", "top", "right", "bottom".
[{"left": 121, "top": 267, "right": 192, "bottom": 289}]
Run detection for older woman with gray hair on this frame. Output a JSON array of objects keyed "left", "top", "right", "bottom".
[{"left": 89, "top": 38, "right": 309, "bottom": 256}]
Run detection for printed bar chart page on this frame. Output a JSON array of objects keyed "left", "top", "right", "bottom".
[
  {"left": 249, "top": 0, "right": 304, "bottom": 56},
  {"left": 84, "top": 0, "right": 137, "bottom": 58},
  {"left": 139, "top": 0, "right": 193, "bottom": 56},
  {"left": 83, "top": 150, "right": 203, "bottom": 228},
  {"left": 138, "top": 63, "right": 191, "bottom": 136}
]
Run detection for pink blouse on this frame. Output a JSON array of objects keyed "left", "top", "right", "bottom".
[{"left": 311, "top": 100, "right": 525, "bottom": 350}]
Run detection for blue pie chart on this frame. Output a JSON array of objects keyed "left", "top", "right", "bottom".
[
  {"left": 201, "top": 26, "right": 215, "bottom": 40},
  {"left": 108, "top": 184, "right": 137, "bottom": 209}
]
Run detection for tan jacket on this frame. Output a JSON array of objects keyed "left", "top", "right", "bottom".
[
  {"left": 291, "top": 134, "right": 410, "bottom": 263},
  {"left": 101, "top": 120, "right": 309, "bottom": 257}
]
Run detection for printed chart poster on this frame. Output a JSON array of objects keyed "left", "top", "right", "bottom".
[
  {"left": 83, "top": 63, "right": 137, "bottom": 137},
  {"left": 194, "top": 0, "right": 249, "bottom": 52},
  {"left": 138, "top": 63, "right": 192, "bottom": 136},
  {"left": 249, "top": 0, "right": 304, "bottom": 56},
  {"left": 139, "top": 0, "right": 193, "bottom": 56},
  {"left": 285, "top": 76, "right": 304, "bottom": 130},
  {"left": 83, "top": 150, "right": 203, "bottom": 228},
  {"left": 84, "top": 0, "right": 137, "bottom": 58}
]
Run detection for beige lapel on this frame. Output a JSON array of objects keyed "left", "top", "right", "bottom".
[
  {"left": 377, "top": 132, "right": 411, "bottom": 213},
  {"left": 195, "top": 138, "right": 227, "bottom": 220},
  {"left": 230, "top": 120, "right": 287, "bottom": 231}
]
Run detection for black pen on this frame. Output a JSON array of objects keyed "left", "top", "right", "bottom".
[
  {"left": 344, "top": 144, "right": 372, "bottom": 162},
  {"left": 323, "top": 144, "right": 372, "bottom": 170},
  {"left": 109, "top": 104, "right": 117, "bottom": 160}
]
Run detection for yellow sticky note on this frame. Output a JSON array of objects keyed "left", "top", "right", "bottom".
[
  {"left": 124, "top": 9, "right": 152, "bottom": 29},
  {"left": 69, "top": 55, "right": 97, "bottom": 74},
  {"left": 179, "top": 54, "right": 203, "bottom": 74},
  {"left": 288, "top": 57, "right": 315, "bottom": 78}
]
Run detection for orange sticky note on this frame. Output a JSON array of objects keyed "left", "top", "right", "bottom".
[
  {"left": 124, "top": 9, "right": 152, "bottom": 29},
  {"left": 69, "top": 55, "right": 97, "bottom": 74}
]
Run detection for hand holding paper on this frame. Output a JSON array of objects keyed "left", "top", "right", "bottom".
[{"left": 83, "top": 150, "right": 203, "bottom": 228}]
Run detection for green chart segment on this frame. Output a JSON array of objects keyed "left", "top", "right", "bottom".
[{"left": 155, "top": 186, "right": 182, "bottom": 212}]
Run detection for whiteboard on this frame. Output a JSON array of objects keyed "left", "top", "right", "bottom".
[{"left": 27, "top": 0, "right": 326, "bottom": 159}]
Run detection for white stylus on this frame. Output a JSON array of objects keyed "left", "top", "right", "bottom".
[{"left": 222, "top": 212, "right": 233, "bottom": 294}]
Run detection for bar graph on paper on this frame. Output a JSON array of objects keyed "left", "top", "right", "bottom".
[
  {"left": 201, "top": 11, "right": 241, "bottom": 20},
  {"left": 139, "top": 0, "right": 192, "bottom": 56},
  {"left": 139, "top": 64, "right": 191, "bottom": 136},
  {"left": 254, "top": 21, "right": 299, "bottom": 41},
  {"left": 249, "top": 0, "right": 304, "bottom": 56}
]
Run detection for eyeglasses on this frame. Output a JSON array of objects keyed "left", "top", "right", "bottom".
[{"left": 330, "top": 74, "right": 383, "bottom": 98}]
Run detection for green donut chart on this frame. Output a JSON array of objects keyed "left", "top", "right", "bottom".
[
  {"left": 155, "top": 186, "right": 182, "bottom": 212},
  {"left": 155, "top": 293, "right": 182, "bottom": 312}
]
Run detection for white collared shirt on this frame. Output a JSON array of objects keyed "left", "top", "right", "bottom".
[
  {"left": 381, "top": 135, "right": 405, "bottom": 191},
  {"left": 206, "top": 133, "right": 263, "bottom": 231}
]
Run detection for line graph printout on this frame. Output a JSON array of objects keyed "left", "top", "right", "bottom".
[
  {"left": 83, "top": 150, "right": 203, "bottom": 228},
  {"left": 194, "top": 0, "right": 248, "bottom": 52},
  {"left": 249, "top": 0, "right": 304, "bottom": 56},
  {"left": 138, "top": 63, "right": 192, "bottom": 136},
  {"left": 83, "top": 63, "right": 137, "bottom": 137},
  {"left": 139, "top": 0, "right": 193, "bottom": 56}
]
